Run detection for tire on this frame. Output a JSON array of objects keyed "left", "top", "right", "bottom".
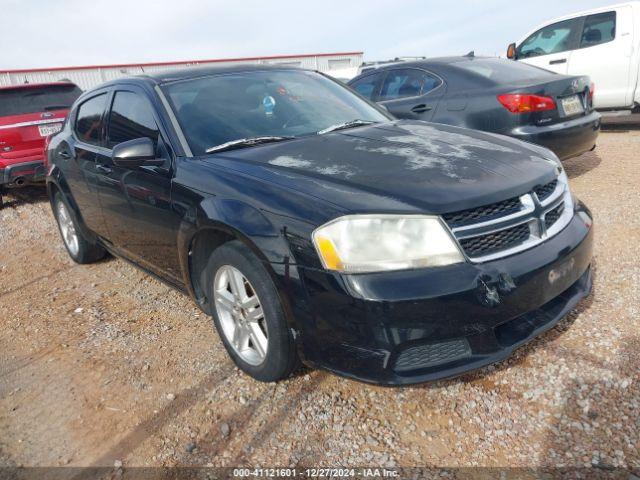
[
  {"left": 205, "top": 240, "right": 298, "bottom": 382},
  {"left": 53, "top": 192, "right": 106, "bottom": 264}
]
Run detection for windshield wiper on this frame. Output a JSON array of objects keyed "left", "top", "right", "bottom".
[
  {"left": 205, "top": 136, "right": 294, "bottom": 154},
  {"left": 317, "top": 119, "right": 377, "bottom": 135}
]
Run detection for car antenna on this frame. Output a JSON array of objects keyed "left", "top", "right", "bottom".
[{"left": 464, "top": 50, "right": 475, "bottom": 57}]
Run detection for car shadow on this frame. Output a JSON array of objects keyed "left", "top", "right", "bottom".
[
  {"left": 72, "top": 365, "right": 237, "bottom": 472},
  {"left": 563, "top": 151, "right": 602, "bottom": 180},
  {"left": 0, "top": 185, "right": 48, "bottom": 209},
  {"left": 75, "top": 364, "right": 327, "bottom": 470},
  {"left": 185, "top": 372, "right": 328, "bottom": 467}
]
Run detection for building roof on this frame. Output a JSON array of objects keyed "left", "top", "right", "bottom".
[
  {"left": 0, "top": 81, "right": 78, "bottom": 91},
  {"left": 0, "top": 52, "right": 363, "bottom": 75}
]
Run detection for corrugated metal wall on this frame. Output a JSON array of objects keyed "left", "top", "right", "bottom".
[{"left": 0, "top": 53, "right": 363, "bottom": 90}]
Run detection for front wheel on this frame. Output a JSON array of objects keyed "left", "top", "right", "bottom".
[
  {"left": 53, "top": 192, "right": 106, "bottom": 264},
  {"left": 206, "top": 240, "right": 298, "bottom": 382}
]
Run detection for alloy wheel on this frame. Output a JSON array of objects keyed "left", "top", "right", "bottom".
[
  {"left": 213, "top": 265, "right": 268, "bottom": 365},
  {"left": 57, "top": 201, "right": 80, "bottom": 256}
]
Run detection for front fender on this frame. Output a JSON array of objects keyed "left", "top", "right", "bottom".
[
  {"left": 181, "top": 196, "right": 290, "bottom": 265},
  {"left": 176, "top": 194, "right": 302, "bottom": 309}
]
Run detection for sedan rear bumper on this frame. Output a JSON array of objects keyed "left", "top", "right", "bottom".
[
  {"left": 0, "top": 160, "right": 46, "bottom": 186},
  {"left": 510, "top": 111, "right": 601, "bottom": 160},
  {"left": 295, "top": 203, "right": 594, "bottom": 385}
]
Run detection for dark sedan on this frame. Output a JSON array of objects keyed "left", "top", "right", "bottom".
[
  {"left": 46, "top": 65, "right": 593, "bottom": 385},
  {"left": 348, "top": 56, "right": 601, "bottom": 160}
]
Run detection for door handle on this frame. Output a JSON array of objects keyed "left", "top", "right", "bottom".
[
  {"left": 95, "top": 164, "right": 112, "bottom": 174},
  {"left": 411, "top": 104, "right": 432, "bottom": 113},
  {"left": 58, "top": 150, "right": 71, "bottom": 159},
  {"left": 549, "top": 59, "right": 567, "bottom": 65}
]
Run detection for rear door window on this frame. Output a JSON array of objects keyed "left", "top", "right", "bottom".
[
  {"left": 580, "top": 11, "right": 616, "bottom": 48},
  {"left": 349, "top": 73, "right": 382, "bottom": 100},
  {"left": 379, "top": 69, "right": 441, "bottom": 100},
  {"left": 518, "top": 18, "right": 581, "bottom": 59},
  {"left": 106, "top": 91, "right": 159, "bottom": 149},
  {"left": 75, "top": 93, "right": 108, "bottom": 146},
  {"left": 0, "top": 84, "right": 82, "bottom": 117}
]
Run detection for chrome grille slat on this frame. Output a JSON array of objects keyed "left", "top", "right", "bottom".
[
  {"left": 454, "top": 213, "right": 533, "bottom": 240},
  {"left": 442, "top": 196, "right": 522, "bottom": 227},
  {"left": 443, "top": 178, "right": 572, "bottom": 262}
]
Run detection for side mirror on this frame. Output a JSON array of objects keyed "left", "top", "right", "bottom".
[
  {"left": 112, "top": 138, "right": 163, "bottom": 167},
  {"left": 507, "top": 43, "right": 517, "bottom": 60}
]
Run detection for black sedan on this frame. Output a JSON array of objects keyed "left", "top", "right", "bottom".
[
  {"left": 46, "top": 65, "right": 593, "bottom": 385},
  {"left": 348, "top": 56, "right": 601, "bottom": 160}
]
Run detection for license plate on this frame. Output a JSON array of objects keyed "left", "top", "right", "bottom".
[
  {"left": 38, "top": 123, "right": 62, "bottom": 137},
  {"left": 561, "top": 95, "right": 584, "bottom": 116}
]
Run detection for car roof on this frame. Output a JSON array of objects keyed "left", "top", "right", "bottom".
[
  {"left": 102, "top": 63, "right": 311, "bottom": 88},
  {"left": 370, "top": 55, "right": 495, "bottom": 70},
  {"left": 0, "top": 82, "right": 79, "bottom": 91},
  {"left": 349, "top": 55, "right": 550, "bottom": 91},
  {"left": 350, "top": 55, "right": 502, "bottom": 79}
]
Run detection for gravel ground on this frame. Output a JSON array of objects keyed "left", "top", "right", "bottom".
[{"left": 0, "top": 131, "right": 638, "bottom": 473}]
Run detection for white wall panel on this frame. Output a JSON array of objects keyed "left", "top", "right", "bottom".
[{"left": 1, "top": 53, "right": 364, "bottom": 91}]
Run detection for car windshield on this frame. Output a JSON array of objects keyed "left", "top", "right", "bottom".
[
  {"left": 0, "top": 84, "right": 82, "bottom": 117},
  {"left": 162, "top": 69, "right": 389, "bottom": 156},
  {"left": 454, "top": 58, "right": 555, "bottom": 84}
]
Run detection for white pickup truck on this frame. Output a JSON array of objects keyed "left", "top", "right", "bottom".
[{"left": 507, "top": 1, "right": 640, "bottom": 113}]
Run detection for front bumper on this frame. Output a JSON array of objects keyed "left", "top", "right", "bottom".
[
  {"left": 296, "top": 204, "right": 593, "bottom": 385},
  {"left": 510, "top": 111, "right": 601, "bottom": 160},
  {"left": 0, "top": 160, "right": 46, "bottom": 187}
]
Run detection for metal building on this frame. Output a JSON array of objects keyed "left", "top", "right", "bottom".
[{"left": 0, "top": 52, "right": 363, "bottom": 90}]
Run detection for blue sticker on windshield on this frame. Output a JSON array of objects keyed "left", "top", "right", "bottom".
[{"left": 263, "top": 95, "right": 276, "bottom": 116}]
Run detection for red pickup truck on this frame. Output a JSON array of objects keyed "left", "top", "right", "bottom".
[{"left": 0, "top": 82, "right": 82, "bottom": 207}]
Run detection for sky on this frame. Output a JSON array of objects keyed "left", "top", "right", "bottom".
[{"left": 1, "top": 0, "right": 623, "bottom": 70}]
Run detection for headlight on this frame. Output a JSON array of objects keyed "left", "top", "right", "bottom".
[
  {"left": 312, "top": 215, "right": 464, "bottom": 273},
  {"left": 553, "top": 159, "right": 574, "bottom": 213},
  {"left": 541, "top": 152, "right": 574, "bottom": 211}
]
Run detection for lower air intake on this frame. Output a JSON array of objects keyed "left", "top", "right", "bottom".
[{"left": 393, "top": 339, "right": 471, "bottom": 372}]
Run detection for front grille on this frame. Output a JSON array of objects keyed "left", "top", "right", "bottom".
[
  {"left": 534, "top": 180, "right": 558, "bottom": 202},
  {"left": 459, "top": 223, "right": 531, "bottom": 257},
  {"left": 545, "top": 203, "right": 564, "bottom": 229},
  {"left": 442, "top": 196, "right": 521, "bottom": 227},
  {"left": 443, "top": 177, "right": 569, "bottom": 261},
  {"left": 394, "top": 339, "right": 471, "bottom": 372}
]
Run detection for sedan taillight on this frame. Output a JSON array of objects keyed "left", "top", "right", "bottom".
[{"left": 497, "top": 94, "right": 557, "bottom": 113}]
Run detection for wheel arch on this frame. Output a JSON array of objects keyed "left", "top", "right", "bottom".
[
  {"left": 181, "top": 208, "right": 296, "bottom": 323},
  {"left": 46, "top": 169, "right": 99, "bottom": 243}
]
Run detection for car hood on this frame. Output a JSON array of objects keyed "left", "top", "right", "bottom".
[{"left": 200, "top": 120, "right": 559, "bottom": 214}]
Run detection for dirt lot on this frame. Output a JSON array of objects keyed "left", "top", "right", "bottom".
[{"left": 1, "top": 131, "right": 639, "bottom": 472}]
